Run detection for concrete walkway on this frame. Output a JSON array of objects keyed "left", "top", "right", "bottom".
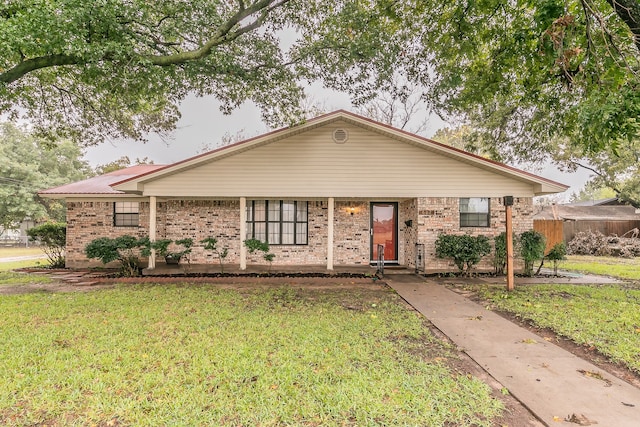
[{"left": 386, "top": 274, "right": 640, "bottom": 427}]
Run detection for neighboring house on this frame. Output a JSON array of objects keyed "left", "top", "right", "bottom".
[
  {"left": 533, "top": 204, "right": 640, "bottom": 246},
  {"left": 40, "top": 110, "right": 568, "bottom": 270}
]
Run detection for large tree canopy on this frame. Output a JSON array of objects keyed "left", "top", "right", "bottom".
[
  {"left": 397, "top": 0, "right": 640, "bottom": 161},
  {"left": 0, "top": 0, "right": 402, "bottom": 145},
  {"left": 0, "top": 0, "right": 638, "bottom": 163}
]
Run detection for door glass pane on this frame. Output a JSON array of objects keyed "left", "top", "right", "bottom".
[{"left": 372, "top": 203, "right": 396, "bottom": 261}]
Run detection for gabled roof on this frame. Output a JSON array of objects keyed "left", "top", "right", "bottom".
[
  {"left": 110, "top": 110, "right": 568, "bottom": 196},
  {"left": 39, "top": 164, "right": 165, "bottom": 196},
  {"left": 40, "top": 110, "right": 569, "bottom": 198}
]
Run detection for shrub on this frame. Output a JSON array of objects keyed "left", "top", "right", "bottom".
[
  {"left": 244, "top": 238, "right": 276, "bottom": 273},
  {"left": 519, "top": 230, "right": 546, "bottom": 277},
  {"left": 435, "top": 234, "right": 491, "bottom": 275},
  {"left": 85, "top": 235, "right": 143, "bottom": 276},
  {"left": 201, "top": 237, "right": 229, "bottom": 273},
  {"left": 493, "top": 232, "right": 517, "bottom": 275},
  {"left": 26, "top": 222, "right": 66, "bottom": 268},
  {"left": 545, "top": 242, "right": 567, "bottom": 276}
]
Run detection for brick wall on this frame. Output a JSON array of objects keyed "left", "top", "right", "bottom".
[
  {"left": 416, "top": 197, "right": 533, "bottom": 270},
  {"left": 334, "top": 201, "right": 370, "bottom": 265},
  {"left": 66, "top": 201, "right": 150, "bottom": 268},
  {"left": 66, "top": 197, "right": 534, "bottom": 270}
]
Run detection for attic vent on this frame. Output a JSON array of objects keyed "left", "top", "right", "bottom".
[{"left": 332, "top": 128, "right": 349, "bottom": 144}]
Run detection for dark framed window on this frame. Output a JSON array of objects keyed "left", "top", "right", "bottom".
[
  {"left": 246, "top": 200, "right": 308, "bottom": 245},
  {"left": 460, "top": 198, "right": 490, "bottom": 227},
  {"left": 114, "top": 201, "right": 140, "bottom": 227}
]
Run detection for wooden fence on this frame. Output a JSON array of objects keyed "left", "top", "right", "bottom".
[
  {"left": 534, "top": 219, "right": 640, "bottom": 250},
  {"left": 533, "top": 220, "right": 563, "bottom": 253}
]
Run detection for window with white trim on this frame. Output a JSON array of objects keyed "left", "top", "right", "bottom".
[
  {"left": 114, "top": 202, "right": 140, "bottom": 227},
  {"left": 459, "top": 198, "right": 490, "bottom": 227},
  {"left": 246, "top": 200, "right": 308, "bottom": 245}
]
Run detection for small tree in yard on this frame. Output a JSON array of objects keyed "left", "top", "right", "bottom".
[
  {"left": 519, "top": 230, "right": 546, "bottom": 277},
  {"left": 545, "top": 242, "right": 567, "bottom": 276},
  {"left": 201, "top": 237, "right": 229, "bottom": 273},
  {"left": 26, "top": 222, "right": 66, "bottom": 268},
  {"left": 435, "top": 234, "right": 491, "bottom": 275},
  {"left": 85, "top": 235, "right": 143, "bottom": 276},
  {"left": 244, "top": 239, "right": 276, "bottom": 273}
]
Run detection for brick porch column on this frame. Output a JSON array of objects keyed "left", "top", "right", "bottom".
[
  {"left": 148, "top": 196, "right": 157, "bottom": 269},
  {"left": 240, "top": 197, "right": 247, "bottom": 270},
  {"left": 327, "top": 197, "right": 334, "bottom": 270}
]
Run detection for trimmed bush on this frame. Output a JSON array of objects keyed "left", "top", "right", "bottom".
[{"left": 435, "top": 234, "right": 491, "bottom": 275}]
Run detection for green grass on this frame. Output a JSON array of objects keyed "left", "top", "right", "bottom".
[
  {"left": 0, "top": 259, "right": 48, "bottom": 273},
  {"left": 0, "top": 247, "right": 45, "bottom": 258},
  {"left": 476, "top": 284, "right": 640, "bottom": 373},
  {"left": 559, "top": 255, "right": 640, "bottom": 280},
  {"left": 0, "top": 285, "right": 503, "bottom": 426}
]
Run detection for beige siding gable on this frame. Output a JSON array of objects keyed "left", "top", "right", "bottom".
[{"left": 142, "top": 121, "right": 535, "bottom": 198}]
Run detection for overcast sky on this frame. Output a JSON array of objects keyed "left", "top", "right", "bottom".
[{"left": 83, "top": 87, "right": 593, "bottom": 200}]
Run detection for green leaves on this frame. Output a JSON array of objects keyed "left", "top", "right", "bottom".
[
  {"left": 0, "top": 122, "right": 91, "bottom": 229},
  {"left": 435, "top": 234, "right": 492, "bottom": 274}
]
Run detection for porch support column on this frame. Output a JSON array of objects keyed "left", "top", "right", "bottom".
[
  {"left": 504, "top": 196, "right": 515, "bottom": 291},
  {"left": 240, "top": 197, "right": 247, "bottom": 270},
  {"left": 148, "top": 196, "right": 157, "bottom": 270},
  {"left": 327, "top": 197, "right": 334, "bottom": 270}
]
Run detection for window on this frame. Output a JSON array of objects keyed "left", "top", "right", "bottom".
[
  {"left": 114, "top": 201, "right": 140, "bottom": 227},
  {"left": 246, "top": 200, "right": 308, "bottom": 245},
  {"left": 460, "top": 198, "right": 490, "bottom": 227}
]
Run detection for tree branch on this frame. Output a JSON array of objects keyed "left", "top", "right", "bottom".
[
  {"left": 0, "top": 0, "right": 291, "bottom": 84},
  {"left": 0, "top": 54, "right": 81, "bottom": 84}
]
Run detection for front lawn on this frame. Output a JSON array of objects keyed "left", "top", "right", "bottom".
[
  {"left": 0, "top": 284, "right": 503, "bottom": 426},
  {"left": 560, "top": 255, "right": 640, "bottom": 280},
  {"left": 476, "top": 284, "right": 640, "bottom": 373}
]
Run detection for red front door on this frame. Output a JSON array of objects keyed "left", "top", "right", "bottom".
[{"left": 371, "top": 202, "right": 398, "bottom": 262}]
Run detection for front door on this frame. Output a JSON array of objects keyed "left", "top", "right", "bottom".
[{"left": 370, "top": 202, "right": 398, "bottom": 263}]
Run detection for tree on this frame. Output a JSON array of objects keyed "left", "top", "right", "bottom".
[
  {"left": 356, "top": 77, "right": 430, "bottom": 135},
  {"left": 0, "top": 0, "right": 403, "bottom": 146},
  {"left": 0, "top": 123, "right": 92, "bottom": 230},
  {"left": 399, "top": 1, "right": 640, "bottom": 163},
  {"left": 569, "top": 182, "right": 617, "bottom": 204}
]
